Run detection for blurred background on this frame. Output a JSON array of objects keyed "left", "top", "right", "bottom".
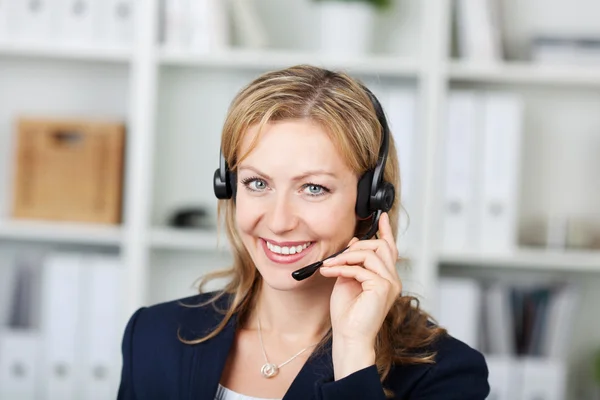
[{"left": 0, "top": 0, "right": 599, "bottom": 399}]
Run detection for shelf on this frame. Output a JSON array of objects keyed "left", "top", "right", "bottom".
[
  {"left": 0, "top": 220, "right": 123, "bottom": 246},
  {"left": 0, "top": 40, "right": 131, "bottom": 63},
  {"left": 150, "top": 227, "right": 230, "bottom": 252},
  {"left": 159, "top": 47, "right": 421, "bottom": 78},
  {"left": 448, "top": 60, "right": 600, "bottom": 88},
  {"left": 438, "top": 248, "right": 600, "bottom": 273}
]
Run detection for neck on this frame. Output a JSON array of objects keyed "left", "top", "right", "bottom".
[{"left": 248, "top": 279, "right": 333, "bottom": 344}]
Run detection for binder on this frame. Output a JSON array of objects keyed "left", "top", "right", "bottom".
[
  {"left": 0, "top": 0, "right": 7, "bottom": 41},
  {"left": 56, "top": 0, "right": 97, "bottom": 45},
  {"left": 477, "top": 92, "right": 523, "bottom": 254},
  {"left": 80, "top": 254, "right": 126, "bottom": 399},
  {"left": 39, "top": 252, "right": 84, "bottom": 400},
  {"left": 441, "top": 90, "right": 481, "bottom": 253},
  {"left": 0, "top": 329, "right": 41, "bottom": 400},
  {"left": 4, "top": 0, "right": 54, "bottom": 43},
  {"left": 519, "top": 357, "right": 567, "bottom": 400},
  {"left": 485, "top": 355, "right": 521, "bottom": 400},
  {"left": 188, "top": 0, "right": 230, "bottom": 53},
  {"left": 99, "top": 0, "right": 134, "bottom": 48},
  {"left": 162, "top": 0, "right": 189, "bottom": 48},
  {"left": 437, "top": 277, "right": 482, "bottom": 350}
]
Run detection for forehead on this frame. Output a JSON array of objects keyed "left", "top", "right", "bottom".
[{"left": 238, "top": 119, "right": 349, "bottom": 173}]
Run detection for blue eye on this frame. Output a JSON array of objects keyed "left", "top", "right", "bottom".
[
  {"left": 303, "top": 183, "right": 330, "bottom": 197},
  {"left": 241, "top": 177, "right": 267, "bottom": 192}
]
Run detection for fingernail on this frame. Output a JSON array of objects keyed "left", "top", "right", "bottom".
[{"left": 322, "top": 258, "right": 335, "bottom": 266}]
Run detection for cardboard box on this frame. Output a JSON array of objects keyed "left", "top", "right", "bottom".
[{"left": 11, "top": 118, "right": 126, "bottom": 224}]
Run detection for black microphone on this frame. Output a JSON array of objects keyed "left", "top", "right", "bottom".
[{"left": 291, "top": 210, "right": 382, "bottom": 281}]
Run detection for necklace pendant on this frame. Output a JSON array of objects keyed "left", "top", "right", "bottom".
[{"left": 260, "top": 363, "right": 279, "bottom": 378}]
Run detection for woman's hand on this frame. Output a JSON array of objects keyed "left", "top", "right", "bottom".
[{"left": 319, "top": 212, "right": 402, "bottom": 379}]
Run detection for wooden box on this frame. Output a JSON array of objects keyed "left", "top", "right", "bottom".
[{"left": 11, "top": 118, "right": 126, "bottom": 224}]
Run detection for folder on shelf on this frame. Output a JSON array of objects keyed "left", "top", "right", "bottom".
[
  {"left": 455, "top": 0, "right": 503, "bottom": 62},
  {"left": 4, "top": 0, "right": 54, "bottom": 43},
  {"left": 0, "top": 329, "right": 41, "bottom": 400},
  {"left": 540, "top": 283, "right": 580, "bottom": 360},
  {"left": 0, "top": 258, "right": 18, "bottom": 328},
  {"left": 80, "top": 254, "right": 126, "bottom": 400},
  {"left": 162, "top": 0, "right": 189, "bottom": 48},
  {"left": 441, "top": 90, "right": 481, "bottom": 253},
  {"left": 482, "top": 282, "right": 516, "bottom": 356},
  {"left": 484, "top": 355, "right": 521, "bottom": 400},
  {"left": 98, "top": 0, "right": 134, "bottom": 48},
  {"left": 39, "top": 252, "right": 84, "bottom": 400},
  {"left": 56, "top": 0, "right": 97, "bottom": 45},
  {"left": 477, "top": 92, "right": 524, "bottom": 254},
  {"left": 188, "top": 0, "right": 230, "bottom": 52},
  {"left": 0, "top": 0, "right": 7, "bottom": 41},
  {"left": 437, "top": 277, "right": 482, "bottom": 350},
  {"left": 518, "top": 357, "right": 567, "bottom": 400}
]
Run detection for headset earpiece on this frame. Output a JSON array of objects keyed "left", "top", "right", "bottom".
[{"left": 213, "top": 153, "right": 237, "bottom": 200}]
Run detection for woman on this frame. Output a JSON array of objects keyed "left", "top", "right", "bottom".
[{"left": 117, "top": 65, "right": 489, "bottom": 399}]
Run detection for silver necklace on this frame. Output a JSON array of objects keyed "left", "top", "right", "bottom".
[{"left": 257, "top": 317, "right": 319, "bottom": 378}]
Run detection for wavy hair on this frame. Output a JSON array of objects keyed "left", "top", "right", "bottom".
[{"left": 179, "top": 65, "right": 447, "bottom": 398}]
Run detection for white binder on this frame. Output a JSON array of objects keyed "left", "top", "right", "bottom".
[
  {"left": 0, "top": 329, "right": 41, "bottom": 400},
  {"left": 5, "top": 0, "right": 54, "bottom": 43},
  {"left": 0, "top": 0, "right": 7, "bottom": 41},
  {"left": 99, "top": 0, "right": 133, "bottom": 47},
  {"left": 441, "top": 90, "right": 481, "bottom": 253},
  {"left": 80, "top": 254, "right": 126, "bottom": 400},
  {"left": 39, "top": 252, "right": 84, "bottom": 400},
  {"left": 189, "top": 0, "right": 230, "bottom": 53},
  {"left": 477, "top": 92, "right": 523, "bottom": 254},
  {"left": 519, "top": 358, "right": 567, "bottom": 400},
  {"left": 162, "top": 0, "right": 189, "bottom": 48},
  {"left": 56, "top": 0, "right": 97, "bottom": 45},
  {"left": 485, "top": 355, "right": 521, "bottom": 400},
  {"left": 437, "top": 277, "right": 482, "bottom": 350}
]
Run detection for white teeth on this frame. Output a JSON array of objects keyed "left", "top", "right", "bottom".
[{"left": 266, "top": 240, "right": 312, "bottom": 255}]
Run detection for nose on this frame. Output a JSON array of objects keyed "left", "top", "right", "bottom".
[{"left": 266, "top": 191, "right": 299, "bottom": 235}]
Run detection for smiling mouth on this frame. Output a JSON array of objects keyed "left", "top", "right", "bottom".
[
  {"left": 260, "top": 239, "right": 316, "bottom": 265},
  {"left": 265, "top": 240, "right": 313, "bottom": 255}
]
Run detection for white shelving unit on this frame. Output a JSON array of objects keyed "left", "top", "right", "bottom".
[{"left": 2, "top": 0, "right": 600, "bottom": 396}]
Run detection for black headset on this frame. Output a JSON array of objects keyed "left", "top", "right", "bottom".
[{"left": 213, "top": 81, "right": 395, "bottom": 281}]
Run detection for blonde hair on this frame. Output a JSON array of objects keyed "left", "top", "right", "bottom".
[{"left": 179, "top": 65, "right": 447, "bottom": 397}]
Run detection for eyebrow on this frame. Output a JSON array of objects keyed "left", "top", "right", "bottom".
[{"left": 237, "top": 165, "right": 339, "bottom": 181}]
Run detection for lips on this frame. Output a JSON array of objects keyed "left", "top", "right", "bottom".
[{"left": 260, "top": 238, "right": 315, "bottom": 265}]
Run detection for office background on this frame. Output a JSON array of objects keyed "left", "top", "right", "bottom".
[{"left": 0, "top": 0, "right": 599, "bottom": 399}]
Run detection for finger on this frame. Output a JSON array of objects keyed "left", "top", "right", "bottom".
[
  {"left": 378, "top": 212, "right": 398, "bottom": 261},
  {"left": 346, "top": 239, "right": 396, "bottom": 274},
  {"left": 319, "top": 265, "right": 398, "bottom": 295},
  {"left": 322, "top": 249, "right": 398, "bottom": 285}
]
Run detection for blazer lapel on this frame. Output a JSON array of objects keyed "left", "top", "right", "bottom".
[
  {"left": 177, "top": 294, "right": 239, "bottom": 400},
  {"left": 283, "top": 335, "right": 334, "bottom": 400}
]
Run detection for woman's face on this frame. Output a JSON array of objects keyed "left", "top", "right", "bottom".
[{"left": 235, "top": 119, "right": 358, "bottom": 291}]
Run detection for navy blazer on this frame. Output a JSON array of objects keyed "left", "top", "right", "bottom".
[{"left": 117, "top": 291, "right": 490, "bottom": 399}]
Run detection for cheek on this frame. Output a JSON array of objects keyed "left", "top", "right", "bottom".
[
  {"left": 304, "top": 197, "right": 357, "bottom": 239},
  {"left": 234, "top": 196, "right": 261, "bottom": 234}
]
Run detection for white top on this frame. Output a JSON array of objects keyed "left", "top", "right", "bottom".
[{"left": 215, "top": 384, "right": 281, "bottom": 400}]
